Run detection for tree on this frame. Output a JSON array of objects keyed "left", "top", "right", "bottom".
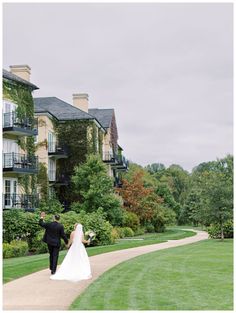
[
  {"left": 119, "top": 171, "right": 152, "bottom": 220},
  {"left": 155, "top": 182, "right": 180, "bottom": 215},
  {"left": 118, "top": 170, "right": 166, "bottom": 227},
  {"left": 146, "top": 163, "right": 165, "bottom": 174},
  {"left": 202, "top": 171, "right": 233, "bottom": 240},
  {"left": 72, "top": 154, "right": 123, "bottom": 225},
  {"left": 165, "top": 164, "right": 190, "bottom": 205},
  {"left": 185, "top": 155, "right": 233, "bottom": 238}
]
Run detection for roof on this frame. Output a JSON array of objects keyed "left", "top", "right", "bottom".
[
  {"left": 34, "top": 97, "right": 100, "bottom": 123},
  {"left": 88, "top": 108, "right": 114, "bottom": 128},
  {"left": 3, "top": 69, "right": 39, "bottom": 90}
]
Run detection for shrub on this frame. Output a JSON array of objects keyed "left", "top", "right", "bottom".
[
  {"left": 150, "top": 207, "right": 176, "bottom": 233},
  {"left": 122, "top": 227, "right": 134, "bottom": 237},
  {"left": 58, "top": 211, "right": 80, "bottom": 237},
  {"left": 223, "top": 220, "right": 234, "bottom": 238},
  {"left": 3, "top": 209, "right": 40, "bottom": 244},
  {"left": 60, "top": 208, "right": 114, "bottom": 246},
  {"left": 208, "top": 220, "right": 233, "bottom": 239},
  {"left": 111, "top": 228, "right": 120, "bottom": 241},
  {"left": 113, "top": 227, "right": 125, "bottom": 238},
  {"left": 145, "top": 223, "right": 155, "bottom": 233},
  {"left": 39, "top": 198, "right": 64, "bottom": 214},
  {"left": 30, "top": 231, "right": 48, "bottom": 254},
  {"left": 123, "top": 211, "right": 140, "bottom": 231},
  {"left": 3, "top": 240, "right": 28, "bottom": 258},
  {"left": 114, "top": 227, "right": 134, "bottom": 238},
  {"left": 134, "top": 227, "right": 145, "bottom": 236}
]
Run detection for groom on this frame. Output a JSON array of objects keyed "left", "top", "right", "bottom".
[{"left": 39, "top": 212, "right": 68, "bottom": 275}]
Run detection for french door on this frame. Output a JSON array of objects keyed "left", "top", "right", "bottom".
[
  {"left": 48, "top": 159, "right": 56, "bottom": 181},
  {"left": 4, "top": 178, "right": 18, "bottom": 208},
  {"left": 3, "top": 139, "right": 19, "bottom": 168},
  {"left": 48, "top": 131, "right": 56, "bottom": 153},
  {"left": 3, "top": 100, "right": 17, "bottom": 127}
]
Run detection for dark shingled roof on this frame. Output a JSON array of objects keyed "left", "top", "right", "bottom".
[
  {"left": 3, "top": 69, "right": 39, "bottom": 90},
  {"left": 34, "top": 97, "right": 98, "bottom": 122},
  {"left": 88, "top": 108, "right": 114, "bottom": 129}
]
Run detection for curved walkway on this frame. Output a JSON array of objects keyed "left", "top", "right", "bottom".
[{"left": 3, "top": 229, "right": 208, "bottom": 310}]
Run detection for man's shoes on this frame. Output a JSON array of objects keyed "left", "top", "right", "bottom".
[{"left": 51, "top": 271, "right": 56, "bottom": 275}]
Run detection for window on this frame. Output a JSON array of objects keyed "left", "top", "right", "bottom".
[
  {"left": 48, "top": 131, "right": 56, "bottom": 152},
  {"left": 48, "top": 159, "right": 56, "bottom": 181}
]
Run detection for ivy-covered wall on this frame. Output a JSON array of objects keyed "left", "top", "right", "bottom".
[
  {"left": 3, "top": 79, "right": 37, "bottom": 194},
  {"left": 53, "top": 119, "right": 104, "bottom": 205}
]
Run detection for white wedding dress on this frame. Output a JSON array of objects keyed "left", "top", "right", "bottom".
[{"left": 50, "top": 224, "right": 92, "bottom": 282}]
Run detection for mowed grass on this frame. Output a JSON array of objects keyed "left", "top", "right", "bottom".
[
  {"left": 3, "top": 228, "right": 195, "bottom": 283},
  {"left": 70, "top": 239, "right": 233, "bottom": 310}
]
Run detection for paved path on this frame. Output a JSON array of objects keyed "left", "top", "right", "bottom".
[{"left": 3, "top": 229, "right": 208, "bottom": 310}]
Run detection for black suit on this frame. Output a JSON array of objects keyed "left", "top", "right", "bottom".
[{"left": 39, "top": 218, "right": 68, "bottom": 274}]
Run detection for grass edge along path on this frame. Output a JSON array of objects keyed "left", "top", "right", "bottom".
[
  {"left": 3, "top": 228, "right": 195, "bottom": 283},
  {"left": 70, "top": 239, "right": 233, "bottom": 311}
]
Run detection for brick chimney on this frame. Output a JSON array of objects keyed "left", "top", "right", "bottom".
[
  {"left": 72, "top": 93, "right": 89, "bottom": 113},
  {"left": 10, "top": 65, "right": 31, "bottom": 82}
]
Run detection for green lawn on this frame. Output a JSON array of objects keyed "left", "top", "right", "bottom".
[
  {"left": 70, "top": 239, "right": 233, "bottom": 310},
  {"left": 3, "top": 228, "right": 195, "bottom": 283}
]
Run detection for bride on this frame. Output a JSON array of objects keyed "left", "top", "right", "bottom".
[{"left": 50, "top": 223, "right": 92, "bottom": 282}]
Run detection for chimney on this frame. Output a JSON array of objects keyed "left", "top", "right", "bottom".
[
  {"left": 10, "top": 65, "right": 31, "bottom": 82},
  {"left": 72, "top": 93, "right": 89, "bottom": 113}
]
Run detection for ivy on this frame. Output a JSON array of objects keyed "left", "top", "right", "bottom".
[
  {"left": 53, "top": 119, "right": 104, "bottom": 205},
  {"left": 37, "top": 163, "right": 49, "bottom": 201},
  {"left": 3, "top": 79, "right": 37, "bottom": 194}
]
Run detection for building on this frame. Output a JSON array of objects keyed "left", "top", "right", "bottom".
[
  {"left": 2, "top": 66, "right": 39, "bottom": 210},
  {"left": 34, "top": 93, "right": 128, "bottom": 207},
  {"left": 34, "top": 95, "right": 106, "bottom": 203},
  {"left": 88, "top": 108, "right": 129, "bottom": 185}
]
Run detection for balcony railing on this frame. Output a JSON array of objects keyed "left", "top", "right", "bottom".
[
  {"left": 116, "top": 155, "right": 129, "bottom": 171},
  {"left": 3, "top": 153, "right": 38, "bottom": 174},
  {"left": 48, "top": 170, "right": 70, "bottom": 186},
  {"left": 48, "top": 142, "right": 68, "bottom": 159},
  {"left": 3, "top": 193, "right": 39, "bottom": 211},
  {"left": 3, "top": 112, "right": 38, "bottom": 136}
]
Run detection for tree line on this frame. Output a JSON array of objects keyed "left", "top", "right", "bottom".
[{"left": 144, "top": 155, "right": 233, "bottom": 239}]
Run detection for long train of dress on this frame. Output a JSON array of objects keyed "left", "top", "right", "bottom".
[{"left": 50, "top": 225, "right": 92, "bottom": 282}]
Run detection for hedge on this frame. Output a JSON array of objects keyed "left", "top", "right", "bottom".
[{"left": 3, "top": 240, "right": 28, "bottom": 258}]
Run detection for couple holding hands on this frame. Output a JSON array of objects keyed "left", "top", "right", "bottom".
[{"left": 39, "top": 212, "right": 93, "bottom": 282}]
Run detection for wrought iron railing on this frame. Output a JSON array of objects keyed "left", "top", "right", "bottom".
[
  {"left": 3, "top": 112, "right": 38, "bottom": 134},
  {"left": 48, "top": 142, "right": 68, "bottom": 156},
  {"left": 3, "top": 153, "right": 38, "bottom": 171},
  {"left": 48, "top": 170, "right": 70, "bottom": 184},
  {"left": 3, "top": 193, "right": 39, "bottom": 209},
  {"left": 117, "top": 155, "right": 129, "bottom": 169}
]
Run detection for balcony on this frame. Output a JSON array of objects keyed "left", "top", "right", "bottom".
[
  {"left": 3, "top": 153, "right": 38, "bottom": 174},
  {"left": 3, "top": 193, "right": 39, "bottom": 211},
  {"left": 48, "top": 142, "right": 68, "bottom": 159},
  {"left": 115, "top": 155, "right": 129, "bottom": 171},
  {"left": 3, "top": 112, "right": 38, "bottom": 136},
  {"left": 102, "top": 152, "right": 118, "bottom": 165},
  {"left": 48, "top": 170, "right": 70, "bottom": 186}
]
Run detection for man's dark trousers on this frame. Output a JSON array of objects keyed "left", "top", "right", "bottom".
[{"left": 48, "top": 244, "right": 60, "bottom": 273}]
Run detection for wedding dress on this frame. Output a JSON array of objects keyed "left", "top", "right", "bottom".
[{"left": 50, "top": 224, "right": 92, "bottom": 282}]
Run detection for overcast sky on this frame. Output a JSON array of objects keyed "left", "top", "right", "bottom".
[{"left": 3, "top": 3, "right": 233, "bottom": 172}]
